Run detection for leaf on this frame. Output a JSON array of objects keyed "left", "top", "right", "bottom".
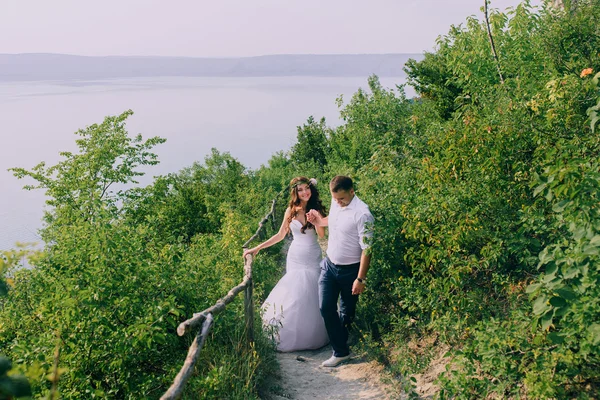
[
  {"left": 552, "top": 200, "right": 570, "bottom": 213},
  {"left": 563, "top": 266, "right": 580, "bottom": 279},
  {"left": 526, "top": 282, "right": 542, "bottom": 294},
  {"left": 0, "top": 357, "right": 11, "bottom": 375},
  {"left": 589, "top": 235, "right": 600, "bottom": 246},
  {"left": 582, "top": 244, "right": 600, "bottom": 256},
  {"left": 588, "top": 324, "right": 600, "bottom": 345},
  {"left": 8, "top": 375, "right": 32, "bottom": 397},
  {"left": 547, "top": 332, "right": 564, "bottom": 344},
  {"left": 0, "top": 376, "right": 14, "bottom": 395},
  {"left": 555, "top": 287, "right": 577, "bottom": 300},
  {"left": 554, "top": 306, "right": 568, "bottom": 317},
  {"left": 538, "top": 247, "right": 553, "bottom": 264},
  {"left": 0, "top": 374, "right": 32, "bottom": 397},
  {"left": 533, "top": 183, "right": 547, "bottom": 197},
  {"left": 545, "top": 263, "right": 558, "bottom": 276},
  {"left": 573, "top": 225, "right": 587, "bottom": 240},
  {"left": 533, "top": 295, "right": 549, "bottom": 315},
  {"left": 589, "top": 112, "right": 598, "bottom": 133},
  {"left": 549, "top": 297, "right": 567, "bottom": 308},
  {"left": 541, "top": 311, "right": 553, "bottom": 330}
]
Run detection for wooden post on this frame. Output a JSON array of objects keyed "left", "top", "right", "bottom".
[
  {"left": 161, "top": 314, "right": 214, "bottom": 400},
  {"left": 244, "top": 253, "right": 254, "bottom": 345},
  {"left": 162, "top": 190, "right": 288, "bottom": 399},
  {"left": 176, "top": 276, "right": 250, "bottom": 336}
]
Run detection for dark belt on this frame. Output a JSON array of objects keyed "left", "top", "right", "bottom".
[{"left": 325, "top": 256, "right": 360, "bottom": 268}]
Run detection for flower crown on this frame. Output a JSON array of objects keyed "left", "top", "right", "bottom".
[{"left": 292, "top": 178, "right": 318, "bottom": 188}]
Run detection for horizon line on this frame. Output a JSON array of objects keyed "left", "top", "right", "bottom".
[{"left": 1, "top": 52, "right": 424, "bottom": 59}]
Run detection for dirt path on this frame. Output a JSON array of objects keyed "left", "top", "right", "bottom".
[
  {"left": 258, "top": 239, "right": 404, "bottom": 399},
  {"left": 260, "top": 345, "right": 400, "bottom": 400}
]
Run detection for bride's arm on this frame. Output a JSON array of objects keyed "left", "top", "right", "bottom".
[
  {"left": 316, "top": 224, "right": 326, "bottom": 238},
  {"left": 243, "top": 207, "right": 291, "bottom": 258},
  {"left": 309, "top": 209, "right": 327, "bottom": 238},
  {"left": 315, "top": 213, "right": 327, "bottom": 238}
]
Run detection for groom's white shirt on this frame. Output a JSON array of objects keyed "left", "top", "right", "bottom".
[{"left": 326, "top": 195, "right": 374, "bottom": 265}]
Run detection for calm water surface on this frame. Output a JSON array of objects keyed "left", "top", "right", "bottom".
[{"left": 0, "top": 76, "right": 408, "bottom": 250}]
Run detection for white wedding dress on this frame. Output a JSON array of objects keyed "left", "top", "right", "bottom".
[{"left": 261, "top": 219, "right": 329, "bottom": 352}]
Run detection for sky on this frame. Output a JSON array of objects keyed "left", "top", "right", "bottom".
[{"left": 1, "top": 0, "right": 542, "bottom": 57}]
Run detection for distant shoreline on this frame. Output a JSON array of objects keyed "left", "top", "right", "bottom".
[{"left": 0, "top": 53, "right": 423, "bottom": 82}]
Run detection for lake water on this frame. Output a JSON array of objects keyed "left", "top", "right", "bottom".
[{"left": 0, "top": 76, "right": 408, "bottom": 251}]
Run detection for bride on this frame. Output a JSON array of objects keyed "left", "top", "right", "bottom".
[{"left": 243, "top": 177, "right": 329, "bottom": 352}]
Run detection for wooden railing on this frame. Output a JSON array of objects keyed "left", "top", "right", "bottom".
[{"left": 160, "top": 191, "right": 283, "bottom": 400}]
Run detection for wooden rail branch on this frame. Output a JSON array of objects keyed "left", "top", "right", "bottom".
[
  {"left": 244, "top": 254, "right": 254, "bottom": 344},
  {"left": 177, "top": 275, "right": 251, "bottom": 336},
  {"left": 243, "top": 186, "right": 288, "bottom": 249},
  {"left": 243, "top": 199, "right": 278, "bottom": 249},
  {"left": 163, "top": 188, "right": 287, "bottom": 400},
  {"left": 161, "top": 314, "right": 214, "bottom": 400},
  {"left": 244, "top": 253, "right": 253, "bottom": 277}
]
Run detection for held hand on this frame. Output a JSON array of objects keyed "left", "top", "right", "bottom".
[
  {"left": 306, "top": 209, "right": 321, "bottom": 225},
  {"left": 243, "top": 247, "right": 260, "bottom": 259},
  {"left": 352, "top": 280, "right": 366, "bottom": 295}
]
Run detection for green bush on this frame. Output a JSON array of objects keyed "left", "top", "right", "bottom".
[
  {"left": 322, "top": 1, "right": 600, "bottom": 397},
  {"left": 3, "top": 1, "right": 600, "bottom": 397},
  {"left": 1, "top": 112, "right": 279, "bottom": 399}
]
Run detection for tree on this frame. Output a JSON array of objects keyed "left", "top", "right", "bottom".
[
  {"left": 290, "top": 116, "right": 330, "bottom": 171},
  {"left": 10, "top": 110, "right": 166, "bottom": 243}
]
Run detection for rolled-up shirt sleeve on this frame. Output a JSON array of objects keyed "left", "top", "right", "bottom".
[{"left": 357, "top": 211, "right": 374, "bottom": 250}]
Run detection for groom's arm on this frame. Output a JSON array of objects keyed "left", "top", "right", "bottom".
[
  {"left": 307, "top": 210, "right": 328, "bottom": 227},
  {"left": 358, "top": 251, "right": 371, "bottom": 280},
  {"left": 352, "top": 251, "right": 371, "bottom": 295},
  {"left": 316, "top": 216, "right": 329, "bottom": 227},
  {"left": 352, "top": 212, "right": 374, "bottom": 295}
]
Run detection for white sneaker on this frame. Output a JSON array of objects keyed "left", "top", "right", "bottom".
[{"left": 321, "top": 354, "right": 352, "bottom": 367}]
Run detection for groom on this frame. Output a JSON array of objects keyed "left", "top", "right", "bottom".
[{"left": 307, "top": 176, "right": 374, "bottom": 367}]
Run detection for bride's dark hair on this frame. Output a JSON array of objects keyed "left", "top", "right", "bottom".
[{"left": 287, "top": 176, "right": 327, "bottom": 234}]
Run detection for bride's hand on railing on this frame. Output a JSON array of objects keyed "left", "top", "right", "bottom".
[{"left": 243, "top": 247, "right": 260, "bottom": 259}]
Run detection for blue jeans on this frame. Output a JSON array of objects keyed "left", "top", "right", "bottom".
[{"left": 318, "top": 257, "right": 360, "bottom": 357}]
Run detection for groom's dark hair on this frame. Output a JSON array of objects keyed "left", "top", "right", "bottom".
[{"left": 330, "top": 176, "right": 354, "bottom": 192}]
